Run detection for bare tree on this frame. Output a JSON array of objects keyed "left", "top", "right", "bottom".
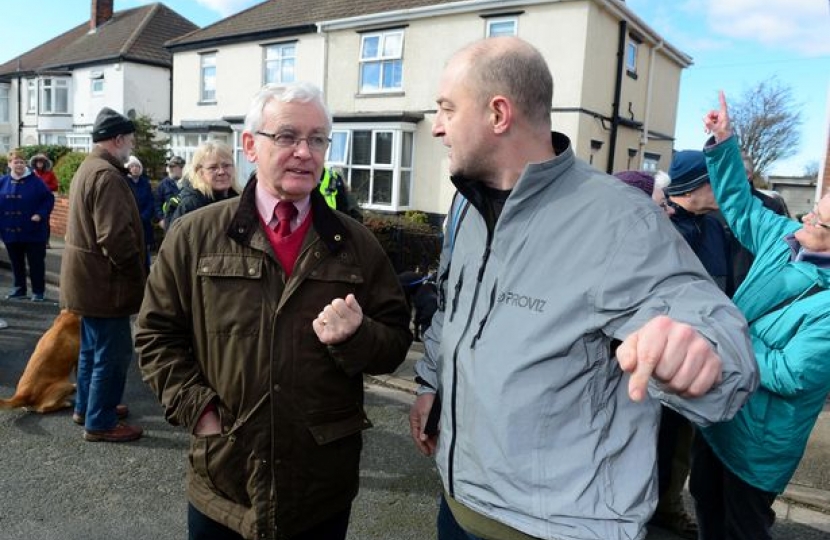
[
  {"left": 731, "top": 78, "right": 802, "bottom": 182},
  {"left": 803, "top": 160, "right": 819, "bottom": 179}
]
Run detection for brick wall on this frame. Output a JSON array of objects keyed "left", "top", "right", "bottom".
[{"left": 50, "top": 196, "right": 69, "bottom": 238}]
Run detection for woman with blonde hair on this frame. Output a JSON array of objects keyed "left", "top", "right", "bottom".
[{"left": 166, "top": 140, "right": 239, "bottom": 227}]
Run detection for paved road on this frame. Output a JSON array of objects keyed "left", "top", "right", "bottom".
[{"left": 1, "top": 285, "right": 829, "bottom": 539}]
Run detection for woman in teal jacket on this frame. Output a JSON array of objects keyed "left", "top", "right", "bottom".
[{"left": 691, "top": 92, "right": 830, "bottom": 540}]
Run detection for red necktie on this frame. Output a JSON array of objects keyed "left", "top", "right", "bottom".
[{"left": 274, "top": 201, "right": 297, "bottom": 239}]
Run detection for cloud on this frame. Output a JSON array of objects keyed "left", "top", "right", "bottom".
[
  {"left": 195, "top": 0, "right": 259, "bottom": 17},
  {"left": 705, "top": 0, "right": 830, "bottom": 55}
]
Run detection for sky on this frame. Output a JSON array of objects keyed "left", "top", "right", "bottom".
[{"left": 1, "top": 0, "right": 828, "bottom": 176}]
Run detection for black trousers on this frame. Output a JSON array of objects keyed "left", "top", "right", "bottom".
[
  {"left": 5, "top": 241, "right": 46, "bottom": 295},
  {"left": 689, "top": 435, "right": 777, "bottom": 540},
  {"left": 188, "top": 503, "right": 351, "bottom": 540}
]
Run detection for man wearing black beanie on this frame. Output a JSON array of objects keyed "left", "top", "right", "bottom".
[{"left": 60, "top": 106, "right": 146, "bottom": 443}]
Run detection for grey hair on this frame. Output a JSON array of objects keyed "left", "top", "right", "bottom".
[
  {"left": 185, "top": 139, "right": 236, "bottom": 198},
  {"left": 243, "top": 82, "right": 332, "bottom": 133}
]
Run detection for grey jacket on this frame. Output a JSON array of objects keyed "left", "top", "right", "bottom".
[{"left": 415, "top": 133, "right": 757, "bottom": 540}]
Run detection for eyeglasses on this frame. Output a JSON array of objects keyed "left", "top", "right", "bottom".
[
  {"left": 807, "top": 204, "right": 830, "bottom": 230},
  {"left": 202, "top": 162, "right": 235, "bottom": 174},
  {"left": 255, "top": 131, "right": 331, "bottom": 152}
]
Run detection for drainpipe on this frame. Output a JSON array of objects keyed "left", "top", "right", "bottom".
[
  {"left": 16, "top": 74, "right": 23, "bottom": 145},
  {"left": 640, "top": 39, "right": 664, "bottom": 169},
  {"left": 607, "top": 19, "right": 627, "bottom": 174}
]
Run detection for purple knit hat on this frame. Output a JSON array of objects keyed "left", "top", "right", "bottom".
[{"left": 613, "top": 170, "right": 655, "bottom": 197}]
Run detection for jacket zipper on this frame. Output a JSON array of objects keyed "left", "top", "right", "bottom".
[{"left": 448, "top": 244, "right": 492, "bottom": 497}]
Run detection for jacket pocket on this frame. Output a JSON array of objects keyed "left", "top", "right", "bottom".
[
  {"left": 307, "top": 408, "right": 373, "bottom": 445},
  {"left": 190, "top": 431, "right": 253, "bottom": 506},
  {"left": 197, "top": 254, "right": 264, "bottom": 335}
]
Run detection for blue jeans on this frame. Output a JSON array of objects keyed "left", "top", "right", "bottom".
[
  {"left": 438, "top": 495, "right": 485, "bottom": 540},
  {"left": 74, "top": 316, "right": 133, "bottom": 431}
]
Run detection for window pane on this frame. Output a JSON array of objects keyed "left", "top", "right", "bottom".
[
  {"left": 360, "top": 63, "right": 380, "bottom": 92},
  {"left": 329, "top": 131, "right": 349, "bottom": 163},
  {"left": 352, "top": 131, "right": 372, "bottom": 165},
  {"left": 282, "top": 58, "right": 295, "bottom": 83},
  {"left": 56, "top": 87, "right": 68, "bottom": 112},
  {"left": 399, "top": 171, "right": 411, "bottom": 207},
  {"left": 372, "top": 170, "right": 393, "bottom": 205},
  {"left": 382, "top": 60, "right": 402, "bottom": 89},
  {"left": 401, "top": 132, "right": 413, "bottom": 167},
  {"left": 488, "top": 20, "right": 516, "bottom": 37},
  {"left": 375, "top": 132, "right": 393, "bottom": 164},
  {"left": 361, "top": 36, "right": 379, "bottom": 59},
  {"left": 626, "top": 42, "right": 637, "bottom": 71},
  {"left": 382, "top": 32, "right": 402, "bottom": 57},
  {"left": 351, "top": 169, "right": 370, "bottom": 204}
]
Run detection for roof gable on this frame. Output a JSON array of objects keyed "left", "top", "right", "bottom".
[{"left": 0, "top": 3, "right": 197, "bottom": 77}]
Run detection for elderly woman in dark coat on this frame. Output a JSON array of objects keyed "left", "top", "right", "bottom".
[{"left": 0, "top": 149, "right": 55, "bottom": 301}]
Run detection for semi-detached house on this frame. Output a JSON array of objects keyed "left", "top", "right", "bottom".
[
  {"left": 0, "top": 1, "right": 197, "bottom": 154},
  {"left": 167, "top": 0, "right": 691, "bottom": 216}
]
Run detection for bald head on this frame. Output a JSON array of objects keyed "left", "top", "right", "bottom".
[{"left": 448, "top": 37, "right": 553, "bottom": 129}]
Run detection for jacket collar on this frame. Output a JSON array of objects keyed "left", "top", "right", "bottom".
[
  {"left": 91, "top": 146, "right": 130, "bottom": 175},
  {"left": 450, "top": 131, "right": 573, "bottom": 235},
  {"left": 227, "top": 175, "right": 349, "bottom": 254}
]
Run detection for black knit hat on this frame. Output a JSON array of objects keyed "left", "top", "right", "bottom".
[
  {"left": 666, "top": 150, "right": 709, "bottom": 195},
  {"left": 92, "top": 107, "right": 135, "bottom": 142}
]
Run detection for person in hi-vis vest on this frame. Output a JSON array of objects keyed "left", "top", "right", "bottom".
[{"left": 318, "top": 166, "right": 363, "bottom": 222}]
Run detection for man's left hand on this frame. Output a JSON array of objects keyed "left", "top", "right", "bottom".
[
  {"left": 616, "top": 315, "right": 723, "bottom": 402},
  {"left": 313, "top": 294, "right": 363, "bottom": 345}
]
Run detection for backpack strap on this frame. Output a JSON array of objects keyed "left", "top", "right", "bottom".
[{"left": 446, "top": 191, "right": 470, "bottom": 254}]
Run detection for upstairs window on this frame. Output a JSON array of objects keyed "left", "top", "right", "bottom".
[
  {"left": 626, "top": 34, "right": 642, "bottom": 77},
  {"left": 90, "top": 72, "right": 104, "bottom": 96},
  {"left": 359, "top": 30, "right": 403, "bottom": 93},
  {"left": 264, "top": 43, "right": 296, "bottom": 85},
  {"left": 200, "top": 52, "right": 217, "bottom": 102},
  {"left": 40, "top": 78, "right": 69, "bottom": 114},
  {"left": 0, "top": 85, "right": 9, "bottom": 123},
  {"left": 26, "top": 80, "right": 36, "bottom": 113},
  {"left": 487, "top": 17, "right": 518, "bottom": 37}
]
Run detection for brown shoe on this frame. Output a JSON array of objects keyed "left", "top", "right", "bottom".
[
  {"left": 72, "top": 404, "right": 129, "bottom": 425},
  {"left": 83, "top": 422, "right": 143, "bottom": 443}
]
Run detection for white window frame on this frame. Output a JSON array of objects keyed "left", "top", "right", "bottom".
[
  {"left": 90, "top": 72, "right": 105, "bottom": 96},
  {"left": 359, "top": 30, "right": 404, "bottom": 94},
  {"left": 486, "top": 17, "right": 518, "bottom": 37},
  {"left": 0, "top": 85, "right": 9, "bottom": 123},
  {"left": 26, "top": 79, "right": 36, "bottom": 113},
  {"left": 330, "top": 123, "right": 415, "bottom": 211},
  {"left": 40, "top": 77, "right": 70, "bottom": 114},
  {"left": 626, "top": 38, "right": 639, "bottom": 74},
  {"left": 0, "top": 135, "right": 10, "bottom": 154},
  {"left": 643, "top": 152, "right": 661, "bottom": 172},
  {"left": 200, "top": 52, "right": 217, "bottom": 103},
  {"left": 264, "top": 42, "right": 296, "bottom": 85}
]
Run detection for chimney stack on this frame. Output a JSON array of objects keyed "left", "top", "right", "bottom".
[{"left": 90, "top": 0, "right": 114, "bottom": 32}]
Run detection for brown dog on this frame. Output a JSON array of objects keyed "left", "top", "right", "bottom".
[{"left": 0, "top": 309, "right": 80, "bottom": 413}]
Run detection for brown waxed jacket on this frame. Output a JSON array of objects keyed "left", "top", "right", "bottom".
[
  {"left": 135, "top": 178, "right": 412, "bottom": 539},
  {"left": 60, "top": 146, "right": 147, "bottom": 317}
]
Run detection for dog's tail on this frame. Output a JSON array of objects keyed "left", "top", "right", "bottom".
[{"left": 0, "top": 395, "right": 30, "bottom": 409}]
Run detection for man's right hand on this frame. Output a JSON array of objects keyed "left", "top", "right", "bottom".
[{"left": 409, "top": 393, "right": 438, "bottom": 456}]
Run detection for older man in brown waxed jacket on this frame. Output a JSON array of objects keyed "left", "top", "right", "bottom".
[
  {"left": 61, "top": 107, "right": 147, "bottom": 443},
  {"left": 134, "top": 82, "right": 412, "bottom": 540}
]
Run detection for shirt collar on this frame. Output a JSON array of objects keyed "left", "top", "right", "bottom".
[{"left": 255, "top": 180, "right": 311, "bottom": 229}]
